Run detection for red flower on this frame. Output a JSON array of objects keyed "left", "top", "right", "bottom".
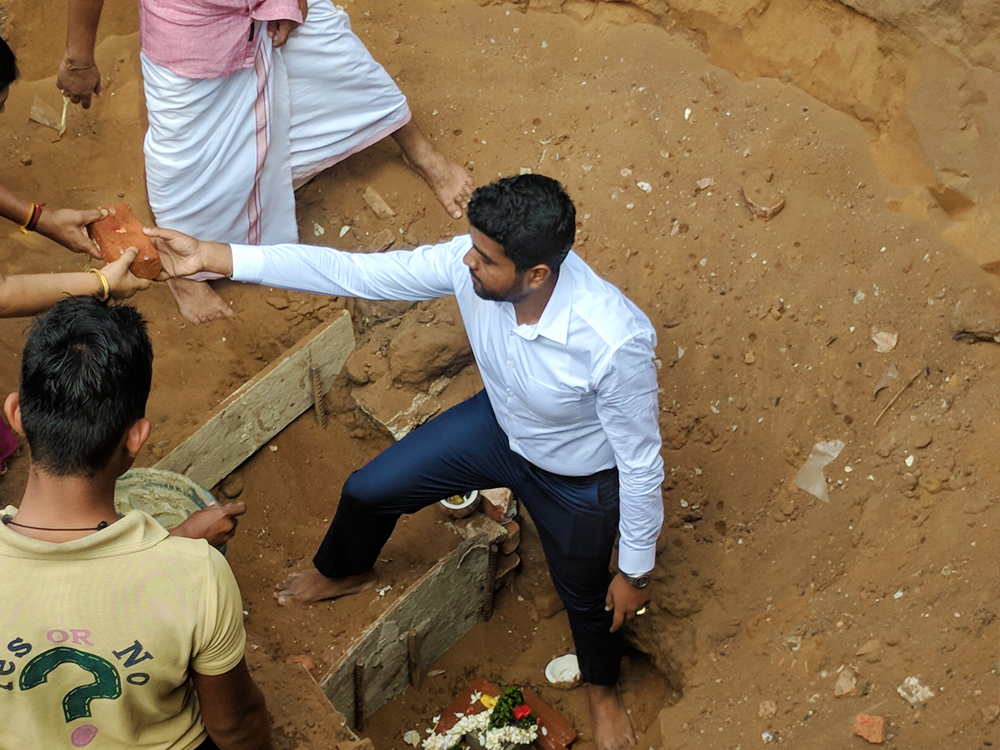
[{"left": 513, "top": 705, "right": 532, "bottom": 720}]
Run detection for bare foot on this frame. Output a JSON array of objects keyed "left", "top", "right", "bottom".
[
  {"left": 274, "top": 567, "right": 376, "bottom": 606},
  {"left": 393, "top": 121, "right": 474, "bottom": 219},
  {"left": 588, "top": 684, "right": 636, "bottom": 750},
  {"left": 167, "top": 278, "right": 235, "bottom": 325}
]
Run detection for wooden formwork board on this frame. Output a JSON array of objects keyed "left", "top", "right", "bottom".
[
  {"left": 322, "top": 531, "right": 494, "bottom": 727},
  {"left": 155, "top": 311, "right": 355, "bottom": 489}
]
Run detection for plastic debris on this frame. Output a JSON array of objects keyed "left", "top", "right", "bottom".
[
  {"left": 873, "top": 363, "right": 899, "bottom": 397},
  {"left": 793, "top": 440, "right": 846, "bottom": 503},
  {"left": 897, "top": 676, "right": 935, "bottom": 704}
]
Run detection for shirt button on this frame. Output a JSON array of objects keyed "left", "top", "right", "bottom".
[
  {"left": 506, "top": 389, "right": 513, "bottom": 396},
  {"left": 507, "top": 361, "right": 515, "bottom": 369}
]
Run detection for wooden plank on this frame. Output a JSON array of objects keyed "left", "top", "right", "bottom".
[
  {"left": 321, "top": 532, "right": 493, "bottom": 727},
  {"left": 154, "top": 311, "right": 355, "bottom": 489}
]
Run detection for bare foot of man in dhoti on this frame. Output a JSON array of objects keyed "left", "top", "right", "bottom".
[
  {"left": 274, "top": 567, "right": 376, "bottom": 606},
  {"left": 168, "top": 278, "right": 235, "bottom": 325},
  {"left": 589, "top": 685, "right": 637, "bottom": 750},
  {"left": 393, "top": 121, "right": 474, "bottom": 220}
]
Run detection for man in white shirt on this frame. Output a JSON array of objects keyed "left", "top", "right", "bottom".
[{"left": 149, "top": 174, "right": 664, "bottom": 750}]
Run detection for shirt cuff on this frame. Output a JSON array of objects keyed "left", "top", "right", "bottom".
[
  {"left": 230, "top": 243, "right": 265, "bottom": 283},
  {"left": 250, "top": 0, "right": 304, "bottom": 23},
  {"left": 618, "top": 542, "right": 655, "bottom": 578}
]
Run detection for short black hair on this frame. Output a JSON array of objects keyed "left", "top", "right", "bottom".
[
  {"left": 0, "top": 37, "right": 18, "bottom": 91},
  {"left": 467, "top": 174, "right": 576, "bottom": 273},
  {"left": 19, "top": 297, "right": 153, "bottom": 476}
]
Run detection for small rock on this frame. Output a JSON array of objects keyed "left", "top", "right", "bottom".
[
  {"left": 851, "top": 713, "right": 886, "bottom": 744},
  {"left": 758, "top": 700, "right": 777, "bottom": 719},
  {"left": 950, "top": 287, "right": 1000, "bottom": 343},
  {"left": 982, "top": 705, "right": 1000, "bottom": 724},
  {"left": 856, "top": 639, "right": 880, "bottom": 656},
  {"left": 19, "top": 154, "right": 31, "bottom": 166},
  {"left": 910, "top": 427, "right": 933, "bottom": 449},
  {"left": 743, "top": 351, "right": 756, "bottom": 365},
  {"left": 265, "top": 294, "right": 289, "bottom": 310},
  {"left": 834, "top": 668, "right": 858, "bottom": 697},
  {"left": 220, "top": 475, "right": 244, "bottom": 499},
  {"left": 288, "top": 654, "right": 316, "bottom": 673}
]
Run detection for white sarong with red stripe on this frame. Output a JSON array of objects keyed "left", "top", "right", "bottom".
[{"left": 141, "top": 0, "right": 411, "bottom": 245}]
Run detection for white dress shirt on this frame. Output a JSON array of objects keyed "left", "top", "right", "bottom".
[{"left": 232, "top": 235, "right": 664, "bottom": 575}]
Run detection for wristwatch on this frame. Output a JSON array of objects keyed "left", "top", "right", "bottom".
[{"left": 621, "top": 571, "right": 651, "bottom": 589}]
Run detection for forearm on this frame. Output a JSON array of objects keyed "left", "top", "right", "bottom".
[
  {"left": 65, "top": 0, "right": 105, "bottom": 64},
  {"left": 0, "top": 272, "right": 102, "bottom": 318},
  {"left": 617, "top": 484, "right": 664, "bottom": 575},
  {"left": 0, "top": 184, "right": 35, "bottom": 227},
  {"left": 205, "top": 684, "right": 273, "bottom": 750}
]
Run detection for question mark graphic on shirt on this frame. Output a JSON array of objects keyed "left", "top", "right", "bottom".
[{"left": 19, "top": 647, "right": 121, "bottom": 747}]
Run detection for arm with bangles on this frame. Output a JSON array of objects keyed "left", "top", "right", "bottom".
[
  {"left": 0, "top": 248, "right": 150, "bottom": 318},
  {"left": 0, "top": 183, "right": 105, "bottom": 257}
]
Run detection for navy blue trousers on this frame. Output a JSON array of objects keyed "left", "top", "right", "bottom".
[{"left": 313, "top": 390, "right": 624, "bottom": 685}]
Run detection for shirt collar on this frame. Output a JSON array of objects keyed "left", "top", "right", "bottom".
[{"left": 512, "top": 254, "right": 574, "bottom": 345}]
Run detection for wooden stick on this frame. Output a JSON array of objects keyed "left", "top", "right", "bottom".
[
  {"left": 874, "top": 370, "right": 922, "bottom": 427},
  {"left": 407, "top": 628, "right": 421, "bottom": 690},
  {"left": 353, "top": 659, "right": 366, "bottom": 731}
]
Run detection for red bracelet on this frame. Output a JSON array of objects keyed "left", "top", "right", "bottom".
[
  {"left": 27, "top": 203, "right": 44, "bottom": 232},
  {"left": 20, "top": 202, "right": 45, "bottom": 233}
]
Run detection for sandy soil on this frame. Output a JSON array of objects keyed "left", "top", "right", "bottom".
[{"left": 0, "top": 0, "right": 997, "bottom": 749}]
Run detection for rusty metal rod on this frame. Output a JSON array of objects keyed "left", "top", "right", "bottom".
[
  {"left": 353, "top": 658, "right": 366, "bottom": 731},
  {"left": 480, "top": 543, "right": 499, "bottom": 622},
  {"left": 408, "top": 628, "right": 421, "bottom": 690},
  {"left": 311, "top": 364, "right": 327, "bottom": 429}
]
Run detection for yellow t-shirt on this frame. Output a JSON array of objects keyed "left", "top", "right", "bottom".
[{"left": 0, "top": 507, "right": 246, "bottom": 750}]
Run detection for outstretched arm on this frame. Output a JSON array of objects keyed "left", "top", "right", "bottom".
[
  {"left": 0, "top": 184, "right": 103, "bottom": 256},
  {"left": 0, "top": 248, "right": 150, "bottom": 318},
  {"left": 60, "top": 0, "right": 105, "bottom": 108}
]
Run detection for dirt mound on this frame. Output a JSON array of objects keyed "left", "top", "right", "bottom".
[{"left": 0, "top": 0, "right": 996, "bottom": 748}]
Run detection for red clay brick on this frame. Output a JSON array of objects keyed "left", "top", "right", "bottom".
[
  {"left": 852, "top": 713, "right": 886, "bottom": 744},
  {"left": 89, "top": 203, "right": 161, "bottom": 280},
  {"left": 500, "top": 520, "right": 521, "bottom": 555}
]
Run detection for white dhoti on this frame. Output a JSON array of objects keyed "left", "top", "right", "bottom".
[{"left": 141, "top": 0, "right": 412, "bottom": 245}]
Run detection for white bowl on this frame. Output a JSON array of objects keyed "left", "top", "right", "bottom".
[
  {"left": 438, "top": 489, "right": 480, "bottom": 519},
  {"left": 545, "top": 654, "right": 581, "bottom": 689}
]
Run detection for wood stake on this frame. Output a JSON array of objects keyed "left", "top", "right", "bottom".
[
  {"left": 353, "top": 659, "right": 366, "bottom": 731},
  {"left": 407, "top": 628, "right": 421, "bottom": 690},
  {"left": 874, "top": 370, "right": 922, "bottom": 427},
  {"left": 311, "top": 364, "right": 326, "bottom": 428}
]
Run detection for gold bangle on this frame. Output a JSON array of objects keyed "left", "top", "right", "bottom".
[
  {"left": 88, "top": 268, "right": 110, "bottom": 302},
  {"left": 19, "top": 203, "right": 36, "bottom": 234}
]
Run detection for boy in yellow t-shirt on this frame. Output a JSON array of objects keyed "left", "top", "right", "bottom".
[{"left": 0, "top": 297, "right": 274, "bottom": 750}]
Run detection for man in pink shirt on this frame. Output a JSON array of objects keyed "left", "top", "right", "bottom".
[{"left": 59, "top": 0, "right": 473, "bottom": 324}]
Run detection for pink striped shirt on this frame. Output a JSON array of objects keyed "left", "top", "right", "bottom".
[{"left": 139, "top": 0, "right": 304, "bottom": 79}]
